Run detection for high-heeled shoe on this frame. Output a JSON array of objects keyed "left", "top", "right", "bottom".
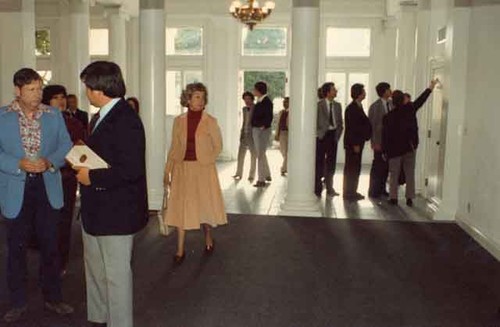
[
  {"left": 173, "top": 253, "right": 185, "bottom": 265},
  {"left": 204, "top": 240, "right": 215, "bottom": 255}
]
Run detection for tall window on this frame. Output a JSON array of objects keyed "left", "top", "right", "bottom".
[
  {"left": 35, "top": 29, "right": 51, "bottom": 56},
  {"left": 326, "top": 72, "right": 370, "bottom": 111},
  {"left": 242, "top": 27, "right": 287, "bottom": 56},
  {"left": 166, "top": 27, "right": 203, "bottom": 56},
  {"left": 326, "top": 28, "right": 371, "bottom": 57},
  {"left": 166, "top": 70, "right": 203, "bottom": 115},
  {"left": 89, "top": 29, "right": 109, "bottom": 56}
]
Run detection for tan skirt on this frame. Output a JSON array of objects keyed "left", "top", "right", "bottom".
[{"left": 165, "top": 161, "right": 227, "bottom": 230}]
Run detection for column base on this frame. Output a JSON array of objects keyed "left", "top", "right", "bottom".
[
  {"left": 279, "top": 196, "right": 322, "bottom": 217},
  {"left": 148, "top": 187, "right": 164, "bottom": 211}
]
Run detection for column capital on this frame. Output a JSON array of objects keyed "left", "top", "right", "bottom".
[
  {"left": 103, "top": 4, "right": 130, "bottom": 20},
  {"left": 292, "top": 0, "right": 319, "bottom": 8},
  {"left": 140, "top": 0, "right": 164, "bottom": 10}
]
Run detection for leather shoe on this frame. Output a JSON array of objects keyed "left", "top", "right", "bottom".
[
  {"left": 173, "top": 253, "right": 185, "bottom": 265},
  {"left": 265, "top": 176, "right": 272, "bottom": 182},
  {"left": 44, "top": 301, "right": 74, "bottom": 315},
  {"left": 253, "top": 181, "right": 266, "bottom": 187},
  {"left": 327, "top": 190, "right": 339, "bottom": 197},
  {"left": 232, "top": 174, "right": 241, "bottom": 180},
  {"left": 3, "top": 306, "right": 27, "bottom": 323},
  {"left": 406, "top": 198, "right": 413, "bottom": 207}
]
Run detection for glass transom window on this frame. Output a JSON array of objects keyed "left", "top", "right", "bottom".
[
  {"left": 166, "top": 27, "right": 203, "bottom": 56},
  {"left": 326, "top": 28, "right": 371, "bottom": 57},
  {"left": 242, "top": 27, "right": 287, "bottom": 56},
  {"left": 89, "top": 29, "right": 109, "bottom": 56}
]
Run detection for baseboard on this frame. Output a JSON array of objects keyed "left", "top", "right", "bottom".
[{"left": 457, "top": 215, "right": 500, "bottom": 262}]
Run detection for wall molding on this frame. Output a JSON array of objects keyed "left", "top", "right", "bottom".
[{"left": 457, "top": 215, "right": 500, "bottom": 262}]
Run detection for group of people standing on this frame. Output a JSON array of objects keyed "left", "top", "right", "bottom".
[{"left": 315, "top": 79, "right": 438, "bottom": 205}]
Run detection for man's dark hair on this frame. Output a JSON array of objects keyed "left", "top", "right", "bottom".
[
  {"left": 242, "top": 91, "right": 254, "bottom": 101},
  {"left": 403, "top": 93, "right": 411, "bottom": 100},
  {"left": 13, "top": 68, "right": 42, "bottom": 88},
  {"left": 42, "top": 85, "right": 67, "bottom": 106},
  {"left": 351, "top": 83, "right": 365, "bottom": 100},
  {"left": 392, "top": 90, "right": 405, "bottom": 108},
  {"left": 321, "top": 82, "right": 335, "bottom": 98},
  {"left": 254, "top": 81, "right": 268, "bottom": 95},
  {"left": 80, "top": 61, "right": 126, "bottom": 98},
  {"left": 375, "top": 82, "right": 391, "bottom": 97},
  {"left": 67, "top": 94, "right": 77, "bottom": 100}
]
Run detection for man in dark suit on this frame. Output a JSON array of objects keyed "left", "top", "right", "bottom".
[
  {"left": 251, "top": 81, "right": 273, "bottom": 187},
  {"left": 75, "top": 61, "right": 148, "bottom": 327},
  {"left": 343, "top": 83, "right": 372, "bottom": 201},
  {"left": 66, "top": 94, "right": 89, "bottom": 130},
  {"left": 368, "top": 82, "right": 392, "bottom": 198},
  {"left": 315, "top": 82, "right": 344, "bottom": 197}
]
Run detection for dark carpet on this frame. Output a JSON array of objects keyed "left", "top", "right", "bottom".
[{"left": 1, "top": 214, "right": 500, "bottom": 327}]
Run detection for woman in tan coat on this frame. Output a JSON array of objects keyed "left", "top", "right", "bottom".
[{"left": 164, "top": 83, "right": 227, "bottom": 264}]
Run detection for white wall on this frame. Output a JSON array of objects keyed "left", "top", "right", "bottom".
[{"left": 455, "top": 4, "right": 500, "bottom": 257}]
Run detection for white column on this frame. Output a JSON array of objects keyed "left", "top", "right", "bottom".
[
  {"left": 107, "top": 5, "right": 128, "bottom": 80},
  {"left": 0, "top": 0, "right": 35, "bottom": 104},
  {"left": 394, "top": 3, "right": 418, "bottom": 93},
  {"left": 139, "top": 0, "right": 166, "bottom": 210},
  {"left": 126, "top": 17, "right": 140, "bottom": 98},
  {"left": 67, "top": 0, "right": 90, "bottom": 111},
  {"left": 280, "top": 0, "right": 322, "bottom": 217}
]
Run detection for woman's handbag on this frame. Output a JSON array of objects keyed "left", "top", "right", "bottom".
[{"left": 158, "top": 187, "right": 171, "bottom": 236}]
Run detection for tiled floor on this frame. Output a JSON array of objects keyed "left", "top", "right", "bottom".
[{"left": 218, "top": 149, "right": 435, "bottom": 222}]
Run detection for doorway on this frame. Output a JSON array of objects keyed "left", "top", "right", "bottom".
[{"left": 424, "top": 66, "right": 448, "bottom": 210}]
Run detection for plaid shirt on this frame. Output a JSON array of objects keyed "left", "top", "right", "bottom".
[{"left": 7, "top": 100, "right": 51, "bottom": 158}]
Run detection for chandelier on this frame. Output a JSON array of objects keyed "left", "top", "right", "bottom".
[{"left": 229, "top": 0, "right": 276, "bottom": 30}]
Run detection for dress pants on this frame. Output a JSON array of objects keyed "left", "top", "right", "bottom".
[
  {"left": 279, "top": 131, "right": 288, "bottom": 173},
  {"left": 315, "top": 130, "right": 339, "bottom": 194},
  {"left": 82, "top": 228, "right": 134, "bottom": 327},
  {"left": 235, "top": 131, "right": 256, "bottom": 179},
  {"left": 252, "top": 127, "right": 271, "bottom": 182},
  {"left": 59, "top": 169, "right": 78, "bottom": 270},
  {"left": 6, "top": 175, "right": 62, "bottom": 308},
  {"left": 368, "top": 150, "right": 389, "bottom": 197},
  {"left": 388, "top": 150, "right": 416, "bottom": 200},
  {"left": 343, "top": 145, "right": 364, "bottom": 197}
]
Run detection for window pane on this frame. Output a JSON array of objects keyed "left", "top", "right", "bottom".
[
  {"left": 242, "top": 27, "right": 287, "bottom": 56},
  {"left": 348, "top": 73, "right": 370, "bottom": 111},
  {"left": 184, "top": 71, "right": 203, "bottom": 85},
  {"left": 326, "top": 28, "right": 371, "bottom": 57},
  {"left": 325, "top": 72, "right": 347, "bottom": 107},
  {"left": 35, "top": 30, "right": 51, "bottom": 56},
  {"left": 166, "top": 28, "right": 203, "bottom": 55},
  {"left": 89, "top": 29, "right": 109, "bottom": 56},
  {"left": 37, "top": 70, "right": 52, "bottom": 85},
  {"left": 243, "top": 71, "right": 286, "bottom": 111}
]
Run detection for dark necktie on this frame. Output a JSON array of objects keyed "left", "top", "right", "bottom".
[
  {"left": 88, "top": 111, "right": 100, "bottom": 134},
  {"left": 386, "top": 101, "right": 391, "bottom": 113},
  {"left": 329, "top": 102, "right": 335, "bottom": 127}
]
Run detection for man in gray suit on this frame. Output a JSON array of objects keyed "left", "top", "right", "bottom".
[
  {"left": 315, "top": 82, "right": 343, "bottom": 197},
  {"left": 368, "top": 82, "right": 392, "bottom": 198},
  {"left": 233, "top": 91, "right": 256, "bottom": 181}
]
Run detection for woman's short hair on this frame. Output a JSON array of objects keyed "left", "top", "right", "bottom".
[
  {"left": 13, "top": 68, "right": 42, "bottom": 88},
  {"left": 42, "top": 85, "right": 67, "bottom": 106},
  {"left": 126, "top": 97, "right": 140, "bottom": 113},
  {"left": 321, "top": 82, "right": 335, "bottom": 98},
  {"left": 80, "top": 61, "right": 126, "bottom": 98},
  {"left": 180, "top": 83, "right": 208, "bottom": 108},
  {"left": 242, "top": 91, "right": 254, "bottom": 101},
  {"left": 254, "top": 81, "right": 268, "bottom": 95},
  {"left": 375, "top": 82, "right": 391, "bottom": 97},
  {"left": 350, "top": 83, "right": 365, "bottom": 100},
  {"left": 392, "top": 90, "right": 405, "bottom": 108}
]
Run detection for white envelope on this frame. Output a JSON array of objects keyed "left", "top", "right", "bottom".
[{"left": 66, "top": 145, "right": 109, "bottom": 169}]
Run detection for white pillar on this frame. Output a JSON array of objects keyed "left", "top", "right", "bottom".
[
  {"left": 67, "top": 0, "right": 90, "bottom": 111},
  {"left": 280, "top": 0, "right": 322, "bottom": 217},
  {"left": 0, "top": 0, "right": 35, "bottom": 104},
  {"left": 127, "top": 17, "right": 140, "bottom": 98},
  {"left": 107, "top": 5, "right": 128, "bottom": 80},
  {"left": 140, "top": 0, "right": 166, "bottom": 210},
  {"left": 394, "top": 2, "right": 418, "bottom": 93}
]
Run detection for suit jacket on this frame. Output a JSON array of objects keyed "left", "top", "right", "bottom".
[
  {"left": 251, "top": 96, "right": 273, "bottom": 129},
  {"left": 240, "top": 106, "right": 254, "bottom": 138},
  {"left": 317, "top": 99, "right": 343, "bottom": 141},
  {"left": 368, "top": 98, "right": 390, "bottom": 147},
  {"left": 71, "top": 108, "right": 89, "bottom": 130},
  {"left": 0, "top": 105, "right": 72, "bottom": 219},
  {"left": 382, "top": 88, "right": 432, "bottom": 159},
  {"left": 80, "top": 99, "right": 148, "bottom": 236},
  {"left": 275, "top": 109, "right": 289, "bottom": 141},
  {"left": 165, "top": 112, "right": 222, "bottom": 175},
  {"left": 344, "top": 101, "right": 372, "bottom": 149}
]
